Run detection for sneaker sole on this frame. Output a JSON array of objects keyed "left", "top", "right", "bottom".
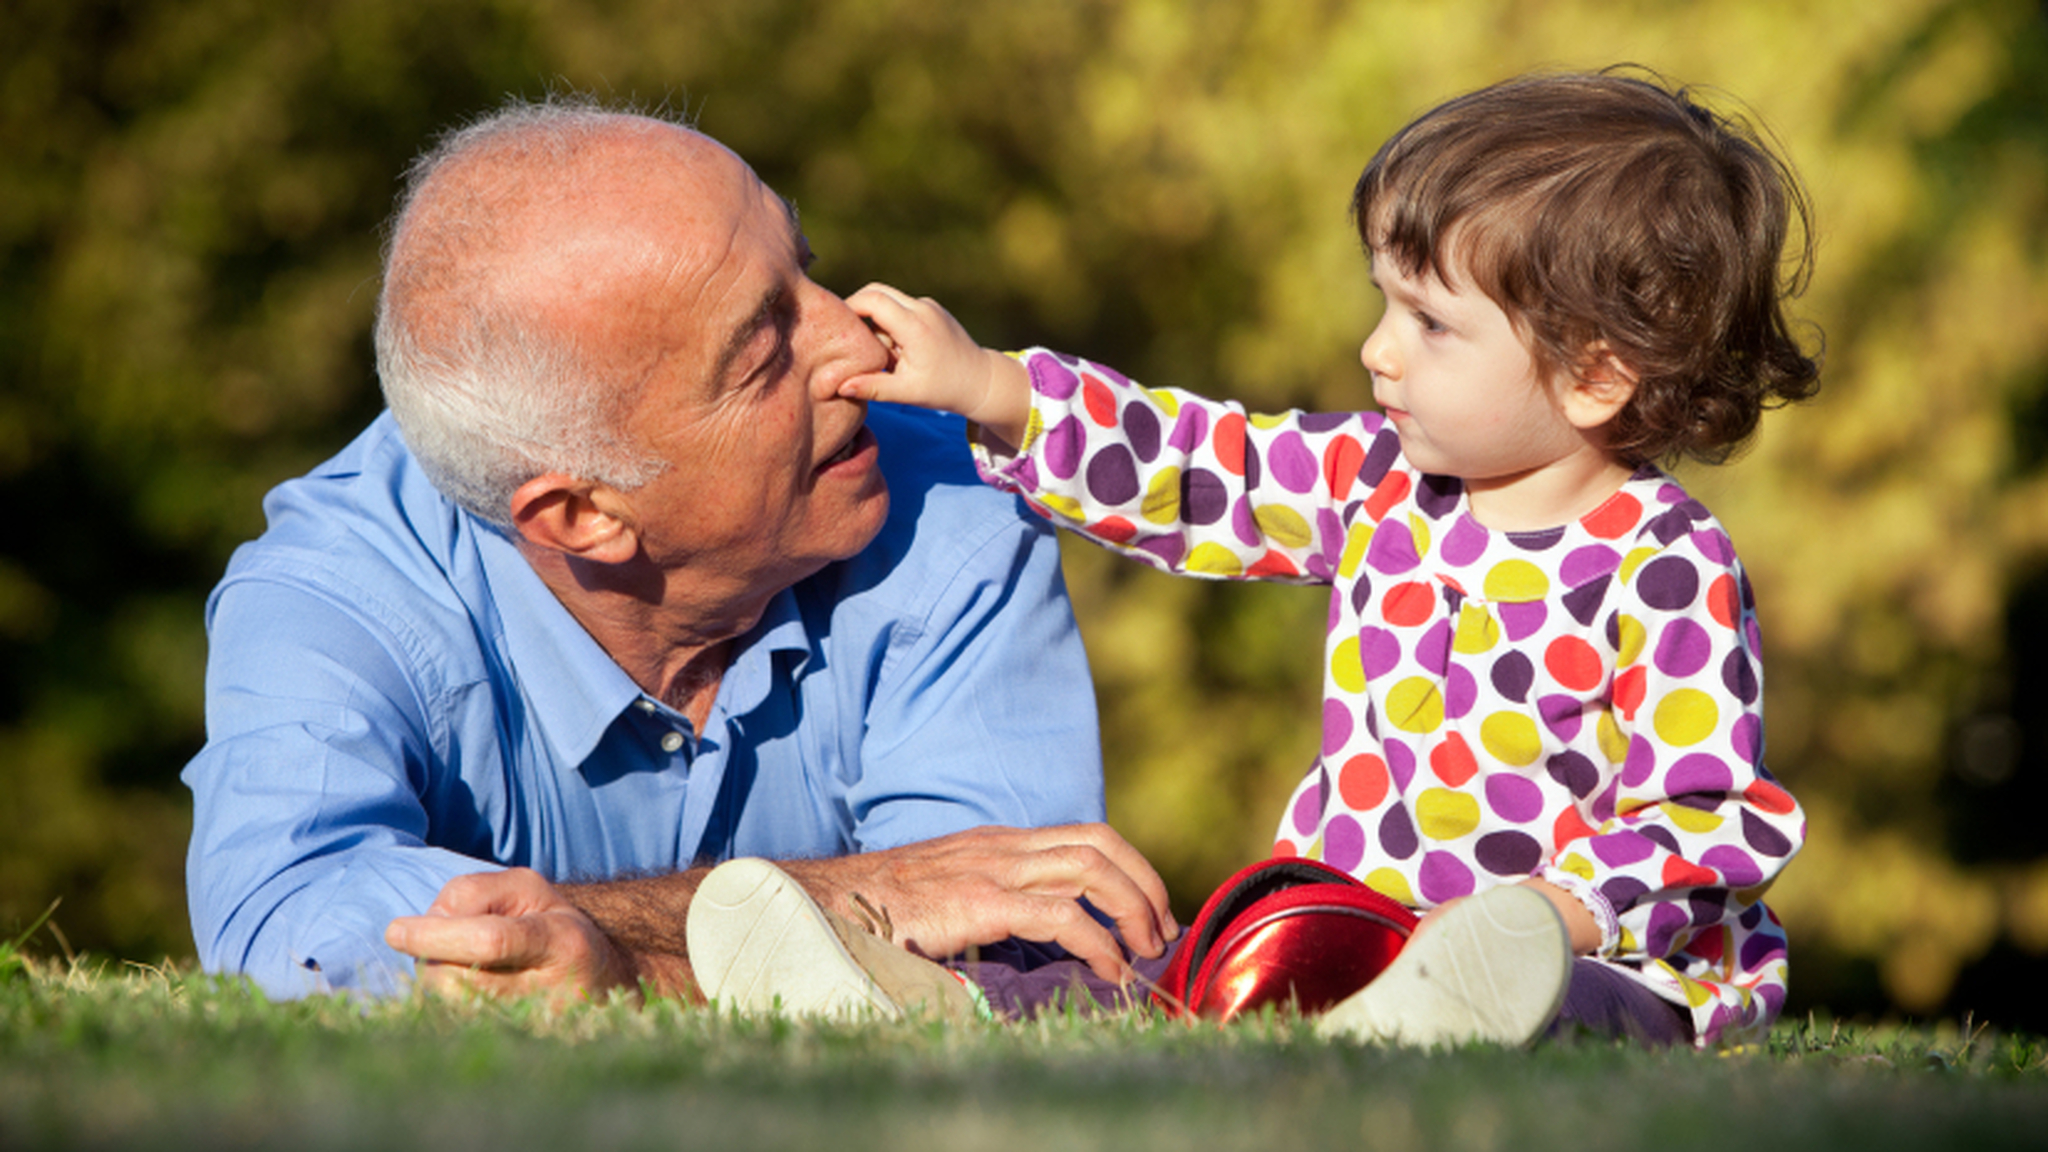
[
  {"left": 1314, "top": 884, "right": 1571, "bottom": 1049},
  {"left": 687, "top": 857, "right": 900, "bottom": 1019}
]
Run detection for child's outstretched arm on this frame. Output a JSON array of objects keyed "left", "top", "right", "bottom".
[{"left": 843, "top": 283, "right": 1032, "bottom": 451}]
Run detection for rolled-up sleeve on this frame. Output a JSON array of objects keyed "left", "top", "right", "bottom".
[{"left": 184, "top": 575, "right": 494, "bottom": 998}]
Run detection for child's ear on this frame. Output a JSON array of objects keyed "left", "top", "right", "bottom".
[{"left": 1560, "top": 343, "right": 1640, "bottom": 430}]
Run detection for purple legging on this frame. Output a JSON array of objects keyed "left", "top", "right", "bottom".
[{"left": 949, "top": 940, "right": 1693, "bottom": 1047}]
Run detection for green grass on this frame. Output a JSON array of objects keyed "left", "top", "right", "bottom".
[{"left": 2, "top": 952, "right": 2044, "bottom": 1152}]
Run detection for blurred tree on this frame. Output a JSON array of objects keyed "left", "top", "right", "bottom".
[
  {"left": 1744, "top": 0, "right": 2048, "bottom": 1027},
  {"left": 2, "top": 0, "right": 2043, "bottom": 1026},
  {"left": 0, "top": 0, "right": 557, "bottom": 960}
]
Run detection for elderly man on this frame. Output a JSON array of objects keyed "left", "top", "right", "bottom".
[{"left": 182, "top": 98, "right": 1175, "bottom": 1004}]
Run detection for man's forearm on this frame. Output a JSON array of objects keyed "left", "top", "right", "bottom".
[
  {"left": 390, "top": 825, "right": 1172, "bottom": 1005},
  {"left": 561, "top": 870, "right": 711, "bottom": 1001}
]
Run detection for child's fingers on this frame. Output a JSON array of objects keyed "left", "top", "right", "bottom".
[
  {"left": 846, "top": 284, "right": 917, "bottom": 398},
  {"left": 849, "top": 282, "right": 967, "bottom": 343},
  {"left": 849, "top": 280, "right": 912, "bottom": 305},
  {"left": 849, "top": 286, "right": 930, "bottom": 364},
  {"left": 840, "top": 283, "right": 997, "bottom": 418},
  {"left": 847, "top": 282, "right": 919, "bottom": 334},
  {"left": 870, "top": 325, "right": 897, "bottom": 356},
  {"left": 837, "top": 367, "right": 899, "bottom": 402}
]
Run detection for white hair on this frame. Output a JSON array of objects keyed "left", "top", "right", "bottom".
[{"left": 373, "top": 96, "right": 683, "bottom": 527}]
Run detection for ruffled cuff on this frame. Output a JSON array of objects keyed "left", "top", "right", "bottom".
[
  {"left": 966, "top": 419, "right": 1022, "bottom": 467},
  {"left": 1539, "top": 864, "right": 1623, "bottom": 958}
]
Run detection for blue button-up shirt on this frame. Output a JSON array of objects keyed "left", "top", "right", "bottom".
[{"left": 183, "top": 404, "right": 1104, "bottom": 998}]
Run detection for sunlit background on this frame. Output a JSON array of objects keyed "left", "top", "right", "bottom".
[{"left": 3, "top": 0, "right": 2044, "bottom": 1027}]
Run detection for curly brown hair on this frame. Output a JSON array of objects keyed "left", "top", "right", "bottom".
[{"left": 1353, "top": 67, "right": 1822, "bottom": 465}]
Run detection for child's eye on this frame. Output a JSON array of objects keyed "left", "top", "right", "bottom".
[{"left": 1415, "top": 310, "right": 1447, "bottom": 334}]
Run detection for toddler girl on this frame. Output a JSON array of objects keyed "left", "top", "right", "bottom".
[{"left": 843, "top": 68, "right": 1818, "bottom": 1047}]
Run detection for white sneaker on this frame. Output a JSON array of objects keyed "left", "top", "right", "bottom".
[
  {"left": 1314, "top": 884, "right": 1571, "bottom": 1049},
  {"left": 686, "top": 857, "right": 978, "bottom": 1022}
]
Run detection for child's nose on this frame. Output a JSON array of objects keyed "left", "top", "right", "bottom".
[{"left": 1360, "top": 323, "right": 1398, "bottom": 379}]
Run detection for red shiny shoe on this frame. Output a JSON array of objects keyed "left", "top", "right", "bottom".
[{"left": 1154, "top": 857, "right": 1418, "bottom": 1022}]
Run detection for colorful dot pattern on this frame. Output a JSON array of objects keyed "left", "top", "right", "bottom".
[{"left": 976, "top": 349, "right": 1807, "bottom": 1047}]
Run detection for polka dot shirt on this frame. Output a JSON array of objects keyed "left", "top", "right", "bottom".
[{"left": 973, "top": 349, "right": 1805, "bottom": 1045}]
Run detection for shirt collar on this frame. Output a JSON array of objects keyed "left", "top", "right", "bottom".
[
  {"left": 474, "top": 524, "right": 817, "bottom": 766},
  {"left": 474, "top": 525, "right": 647, "bottom": 767},
  {"left": 713, "top": 582, "right": 812, "bottom": 724}
]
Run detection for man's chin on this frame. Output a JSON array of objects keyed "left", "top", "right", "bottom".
[
  {"left": 846, "top": 484, "right": 891, "bottom": 552},
  {"left": 812, "top": 482, "right": 891, "bottom": 568}
]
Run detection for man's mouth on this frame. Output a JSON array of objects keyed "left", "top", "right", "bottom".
[{"left": 819, "top": 425, "right": 874, "bottom": 471}]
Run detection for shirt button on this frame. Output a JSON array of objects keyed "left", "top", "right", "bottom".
[
  {"left": 660, "top": 731, "right": 685, "bottom": 754},
  {"left": 636, "top": 699, "right": 659, "bottom": 715}
]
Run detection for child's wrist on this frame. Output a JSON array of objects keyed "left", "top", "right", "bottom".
[{"left": 966, "top": 350, "right": 1031, "bottom": 450}]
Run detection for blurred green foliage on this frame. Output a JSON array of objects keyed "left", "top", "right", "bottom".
[{"left": 2, "top": 0, "right": 2045, "bottom": 1026}]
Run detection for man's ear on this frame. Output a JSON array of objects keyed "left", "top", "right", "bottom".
[
  {"left": 1560, "top": 343, "right": 1640, "bottom": 431},
  {"left": 508, "top": 473, "right": 641, "bottom": 564}
]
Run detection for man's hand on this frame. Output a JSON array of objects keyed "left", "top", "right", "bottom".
[
  {"left": 841, "top": 282, "right": 1033, "bottom": 450},
  {"left": 783, "top": 823, "right": 1179, "bottom": 984},
  {"left": 385, "top": 868, "right": 645, "bottom": 1005}
]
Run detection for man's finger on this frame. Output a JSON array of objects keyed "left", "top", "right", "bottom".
[
  {"left": 1022, "top": 895, "right": 1139, "bottom": 984},
  {"left": 423, "top": 867, "right": 553, "bottom": 918},
  {"left": 411, "top": 958, "right": 484, "bottom": 999},
  {"left": 412, "top": 958, "right": 554, "bottom": 1003},
  {"left": 385, "top": 913, "right": 553, "bottom": 970},
  {"left": 1002, "top": 827, "right": 1179, "bottom": 954},
  {"left": 1068, "top": 826, "right": 1180, "bottom": 942},
  {"left": 994, "top": 843, "right": 1162, "bottom": 955}
]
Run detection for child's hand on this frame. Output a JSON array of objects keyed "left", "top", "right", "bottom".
[{"left": 843, "top": 283, "right": 1031, "bottom": 450}]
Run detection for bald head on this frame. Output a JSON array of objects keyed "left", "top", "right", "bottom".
[{"left": 375, "top": 99, "right": 729, "bottom": 527}]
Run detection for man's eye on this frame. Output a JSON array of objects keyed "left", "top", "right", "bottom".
[{"left": 744, "top": 296, "right": 803, "bottom": 387}]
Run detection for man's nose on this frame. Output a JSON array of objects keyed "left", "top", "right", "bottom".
[{"left": 804, "top": 281, "right": 891, "bottom": 394}]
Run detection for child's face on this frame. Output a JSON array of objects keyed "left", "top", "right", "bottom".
[{"left": 1362, "top": 248, "right": 1600, "bottom": 507}]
